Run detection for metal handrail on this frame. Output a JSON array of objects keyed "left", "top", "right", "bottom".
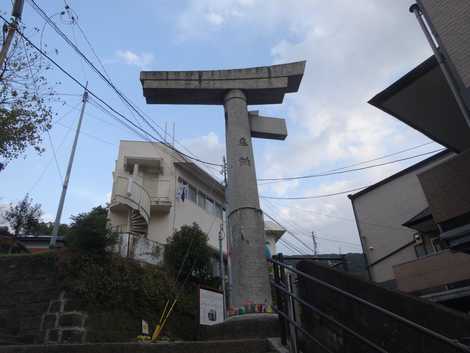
[
  {"left": 272, "top": 305, "right": 335, "bottom": 353},
  {"left": 268, "top": 257, "right": 470, "bottom": 352},
  {"left": 270, "top": 280, "right": 388, "bottom": 353}
]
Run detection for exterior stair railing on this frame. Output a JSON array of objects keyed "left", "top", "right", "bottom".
[
  {"left": 111, "top": 172, "right": 151, "bottom": 226},
  {"left": 269, "top": 254, "right": 470, "bottom": 353}
]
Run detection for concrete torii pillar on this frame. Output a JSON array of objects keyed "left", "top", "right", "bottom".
[{"left": 140, "top": 61, "right": 305, "bottom": 314}]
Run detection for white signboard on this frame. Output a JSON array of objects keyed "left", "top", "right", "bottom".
[{"left": 199, "top": 288, "right": 224, "bottom": 326}]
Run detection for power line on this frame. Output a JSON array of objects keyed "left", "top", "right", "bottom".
[
  {"left": 263, "top": 210, "right": 315, "bottom": 253},
  {"left": 278, "top": 238, "right": 304, "bottom": 255},
  {"left": 263, "top": 199, "right": 362, "bottom": 248},
  {"left": 258, "top": 148, "right": 445, "bottom": 182},
  {"left": 46, "top": 130, "right": 63, "bottom": 182},
  {"left": 55, "top": 120, "right": 114, "bottom": 145},
  {"left": 2, "top": 14, "right": 222, "bottom": 170},
  {"left": 286, "top": 203, "right": 405, "bottom": 232},
  {"left": 259, "top": 141, "right": 437, "bottom": 186},
  {"left": 25, "top": 1, "right": 223, "bottom": 167},
  {"left": 261, "top": 186, "right": 367, "bottom": 200},
  {"left": 28, "top": 121, "right": 74, "bottom": 194}
]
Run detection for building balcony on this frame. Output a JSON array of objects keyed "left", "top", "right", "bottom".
[
  {"left": 393, "top": 249, "right": 470, "bottom": 296},
  {"left": 109, "top": 172, "right": 151, "bottom": 224},
  {"left": 149, "top": 179, "right": 172, "bottom": 212}
]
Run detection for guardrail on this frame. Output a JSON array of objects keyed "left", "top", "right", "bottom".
[
  {"left": 111, "top": 173, "right": 151, "bottom": 224},
  {"left": 268, "top": 254, "right": 470, "bottom": 353}
]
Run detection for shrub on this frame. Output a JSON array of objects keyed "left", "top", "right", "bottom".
[
  {"left": 164, "top": 223, "right": 214, "bottom": 286},
  {"left": 65, "top": 206, "right": 116, "bottom": 254}
]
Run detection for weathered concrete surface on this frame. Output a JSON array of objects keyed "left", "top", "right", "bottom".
[
  {"left": 141, "top": 61, "right": 305, "bottom": 316},
  {"left": 296, "top": 260, "right": 470, "bottom": 353},
  {"left": 224, "top": 89, "right": 272, "bottom": 309},
  {"left": 200, "top": 314, "right": 279, "bottom": 340},
  {"left": 0, "top": 338, "right": 270, "bottom": 353},
  {"left": 140, "top": 61, "right": 305, "bottom": 105},
  {"left": 249, "top": 111, "right": 287, "bottom": 140}
]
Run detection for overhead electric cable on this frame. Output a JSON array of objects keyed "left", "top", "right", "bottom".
[
  {"left": 258, "top": 141, "right": 437, "bottom": 186},
  {"left": 1, "top": 14, "right": 222, "bottom": 168},
  {"left": 25, "top": 1, "right": 223, "bottom": 167},
  {"left": 46, "top": 130, "right": 63, "bottom": 182},
  {"left": 263, "top": 199, "right": 362, "bottom": 248},
  {"left": 261, "top": 186, "right": 368, "bottom": 200},
  {"left": 263, "top": 210, "right": 315, "bottom": 253},
  {"left": 258, "top": 148, "right": 445, "bottom": 182}
]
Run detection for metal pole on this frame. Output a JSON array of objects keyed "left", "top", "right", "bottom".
[
  {"left": 273, "top": 254, "right": 287, "bottom": 346},
  {"left": 287, "top": 273, "right": 298, "bottom": 353},
  {"left": 410, "top": 4, "right": 470, "bottom": 129},
  {"left": 0, "top": 0, "right": 25, "bottom": 67},
  {"left": 218, "top": 224, "right": 227, "bottom": 319},
  {"left": 50, "top": 87, "right": 88, "bottom": 247}
]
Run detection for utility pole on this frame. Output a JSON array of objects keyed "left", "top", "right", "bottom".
[
  {"left": 222, "top": 156, "right": 227, "bottom": 187},
  {"left": 218, "top": 223, "right": 227, "bottom": 319},
  {"left": 312, "top": 231, "right": 318, "bottom": 255},
  {"left": 50, "top": 86, "right": 88, "bottom": 247},
  {"left": 0, "top": 0, "right": 25, "bottom": 67}
]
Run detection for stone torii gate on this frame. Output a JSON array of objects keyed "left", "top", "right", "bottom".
[{"left": 140, "top": 61, "right": 305, "bottom": 315}]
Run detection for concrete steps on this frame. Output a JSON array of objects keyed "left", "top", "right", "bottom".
[
  {"left": 0, "top": 338, "right": 276, "bottom": 353},
  {"left": 0, "top": 333, "right": 20, "bottom": 346}
]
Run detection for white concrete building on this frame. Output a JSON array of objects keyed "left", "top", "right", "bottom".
[{"left": 108, "top": 140, "right": 284, "bottom": 265}]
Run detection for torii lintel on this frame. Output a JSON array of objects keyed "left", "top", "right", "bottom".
[{"left": 140, "top": 61, "right": 305, "bottom": 105}]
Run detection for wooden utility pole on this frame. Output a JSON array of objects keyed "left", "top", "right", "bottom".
[{"left": 0, "top": 0, "right": 25, "bottom": 67}]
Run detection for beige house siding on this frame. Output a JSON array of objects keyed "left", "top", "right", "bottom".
[{"left": 351, "top": 152, "right": 454, "bottom": 284}]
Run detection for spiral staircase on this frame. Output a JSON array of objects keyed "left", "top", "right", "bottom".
[
  {"left": 109, "top": 171, "right": 151, "bottom": 239},
  {"left": 129, "top": 209, "right": 148, "bottom": 237}
]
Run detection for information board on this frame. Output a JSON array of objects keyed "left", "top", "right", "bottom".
[{"left": 199, "top": 287, "right": 224, "bottom": 326}]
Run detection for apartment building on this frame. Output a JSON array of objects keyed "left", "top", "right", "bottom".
[{"left": 108, "top": 140, "right": 283, "bottom": 265}]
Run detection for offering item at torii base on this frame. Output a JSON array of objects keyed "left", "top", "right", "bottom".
[{"left": 140, "top": 61, "right": 306, "bottom": 314}]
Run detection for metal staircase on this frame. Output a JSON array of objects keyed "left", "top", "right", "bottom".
[{"left": 129, "top": 209, "right": 148, "bottom": 238}]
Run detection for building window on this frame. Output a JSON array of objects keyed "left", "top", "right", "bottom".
[
  {"left": 177, "top": 177, "right": 188, "bottom": 202},
  {"left": 206, "top": 197, "right": 215, "bottom": 214},
  {"left": 215, "top": 203, "right": 223, "bottom": 219},
  {"left": 414, "top": 243, "right": 427, "bottom": 258},
  {"left": 431, "top": 237, "right": 446, "bottom": 253},
  {"left": 188, "top": 185, "right": 197, "bottom": 203},
  {"left": 198, "top": 191, "right": 206, "bottom": 209}
]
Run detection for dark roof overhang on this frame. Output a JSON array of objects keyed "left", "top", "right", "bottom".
[{"left": 369, "top": 55, "right": 470, "bottom": 153}]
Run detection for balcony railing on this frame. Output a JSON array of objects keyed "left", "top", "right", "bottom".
[
  {"left": 110, "top": 172, "right": 151, "bottom": 224},
  {"left": 151, "top": 179, "right": 172, "bottom": 211},
  {"left": 393, "top": 249, "right": 470, "bottom": 294}
]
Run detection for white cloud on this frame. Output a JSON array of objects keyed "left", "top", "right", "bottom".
[
  {"left": 180, "top": 132, "right": 226, "bottom": 181},
  {"left": 206, "top": 12, "right": 225, "bottom": 26},
  {"left": 116, "top": 50, "right": 155, "bottom": 68},
  {"left": 178, "top": 0, "right": 437, "bottom": 253}
]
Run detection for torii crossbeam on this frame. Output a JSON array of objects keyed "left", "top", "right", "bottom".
[{"left": 140, "top": 61, "right": 305, "bottom": 315}]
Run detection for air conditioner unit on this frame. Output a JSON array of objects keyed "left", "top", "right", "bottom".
[{"left": 414, "top": 233, "right": 423, "bottom": 245}]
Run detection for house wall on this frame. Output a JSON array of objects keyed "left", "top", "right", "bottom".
[
  {"left": 110, "top": 140, "right": 226, "bottom": 252},
  {"left": 110, "top": 140, "right": 280, "bottom": 264},
  {"left": 393, "top": 249, "right": 470, "bottom": 293},
  {"left": 351, "top": 153, "right": 453, "bottom": 285},
  {"left": 173, "top": 167, "right": 226, "bottom": 252},
  {"left": 418, "top": 149, "right": 470, "bottom": 224}
]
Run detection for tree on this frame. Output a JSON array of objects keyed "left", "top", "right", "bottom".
[
  {"left": 4, "top": 194, "right": 42, "bottom": 236},
  {"left": 0, "top": 24, "right": 59, "bottom": 171},
  {"left": 35, "top": 221, "right": 70, "bottom": 236},
  {"left": 164, "top": 223, "right": 214, "bottom": 285},
  {"left": 65, "top": 206, "right": 116, "bottom": 254}
]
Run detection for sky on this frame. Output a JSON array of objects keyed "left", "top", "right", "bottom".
[{"left": 0, "top": 0, "right": 439, "bottom": 254}]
